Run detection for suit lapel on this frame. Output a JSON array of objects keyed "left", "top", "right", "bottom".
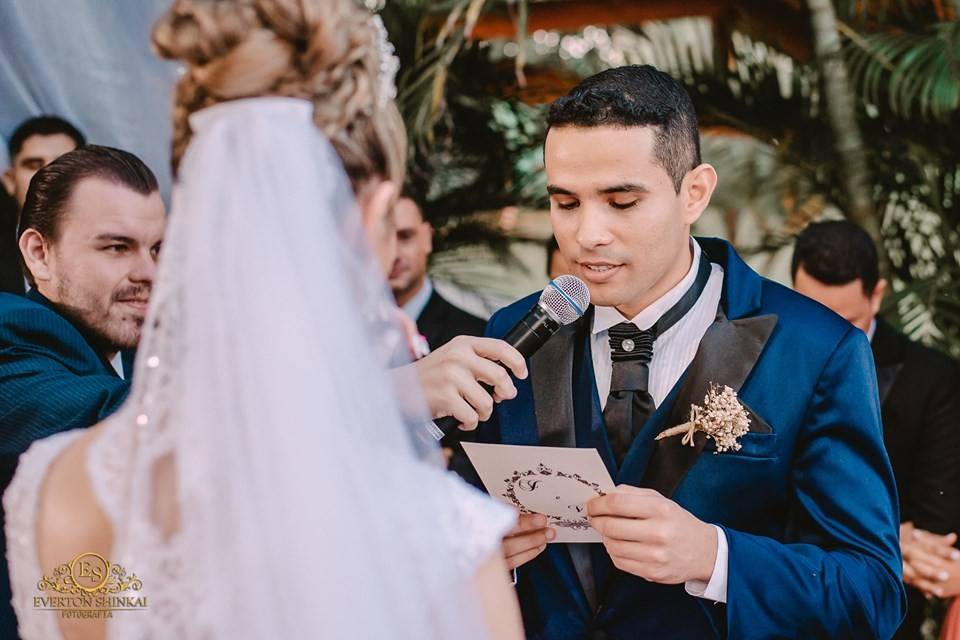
[
  {"left": 571, "top": 321, "right": 618, "bottom": 475},
  {"left": 528, "top": 311, "right": 595, "bottom": 615},
  {"left": 635, "top": 310, "right": 778, "bottom": 498},
  {"left": 121, "top": 350, "right": 137, "bottom": 380},
  {"left": 871, "top": 319, "right": 906, "bottom": 407},
  {"left": 876, "top": 363, "right": 903, "bottom": 406},
  {"left": 415, "top": 291, "right": 446, "bottom": 349},
  {"left": 530, "top": 313, "right": 587, "bottom": 448}
]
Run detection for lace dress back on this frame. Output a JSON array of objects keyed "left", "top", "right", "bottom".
[{"left": 5, "top": 429, "right": 84, "bottom": 640}]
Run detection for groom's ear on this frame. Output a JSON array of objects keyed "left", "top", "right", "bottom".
[{"left": 679, "top": 163, "right": 718, "bottom": 226}]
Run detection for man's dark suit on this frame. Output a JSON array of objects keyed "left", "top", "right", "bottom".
[
  {"left": 0, "top": 193, "right": 24, "bottom": 296},
  {"left": 415, "top": 289, "right": 486, "bottom": 350},
  {"left": 875, "top": 319, "right": 960, "bottom": 639},
  {"left": 0, "top": 290, "right": 132, "bottom": 638}
]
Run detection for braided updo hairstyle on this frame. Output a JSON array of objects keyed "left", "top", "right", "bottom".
[{"left": 152, "top": 0, "right": 405, "bottom": 189}]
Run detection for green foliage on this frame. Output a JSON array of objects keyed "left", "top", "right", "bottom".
[
  {"left": 846, "top": 19, "right": 960, "bottom": 121},
  {"left": 489, "top": 100, "right": 547, "bottom": 205},
  {"left": 380, "top": 0, "right": 960, "bottom": 355},
  {"left": 381, "top": 0, "right": 543, "bottom": 231}
]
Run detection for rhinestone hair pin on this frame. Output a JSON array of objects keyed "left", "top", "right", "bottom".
[{"left": 370, "top": 14, "right": 399, "bottom": 107}]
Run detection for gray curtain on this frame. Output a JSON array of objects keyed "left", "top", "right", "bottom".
[{"left": 0, "top": 0, "right": 178, "bottom": 196}]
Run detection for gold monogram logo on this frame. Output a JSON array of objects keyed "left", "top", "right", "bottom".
[
  {"left": 34, "top": 552, "right": 147, "bottom": 619},
  {"left": 38, "top": 552, "right": 143, "bottom": 596}
]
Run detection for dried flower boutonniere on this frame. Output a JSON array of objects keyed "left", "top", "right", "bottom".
[{"left": 655, "top": 383, "right": 751, "bottom": 453}]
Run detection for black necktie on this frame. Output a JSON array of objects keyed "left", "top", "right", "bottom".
[{"left": 602, "top": 254, "right": 713, "bottom": 464}]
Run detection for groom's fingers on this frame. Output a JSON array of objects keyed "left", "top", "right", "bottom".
[
  {"left": 587, "top": 488, "right": 666, "bottom": 519},
  {"left": 605, "top": 555, "right": 648, "bottom": 578},
  {"left": 590, "top": 515, "right": 661, "bottom": 544},
  {"left": 590, "top": 515, "right": 638, "bottom": 540}
]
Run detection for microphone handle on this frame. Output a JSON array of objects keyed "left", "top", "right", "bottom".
[{"left": 435, "top": 304, "right": 559, "bottom": 436}]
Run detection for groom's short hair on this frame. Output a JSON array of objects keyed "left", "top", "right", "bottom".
[{"left": 547, "top": 65, "right": 701, "bottom": 193}]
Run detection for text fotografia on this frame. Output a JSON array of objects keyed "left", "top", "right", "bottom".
[
  {"left": 34, "top": 595, "right": 148, "bottom": 619},
  {"left": 35, "top": 552, "right": 147, "bottom": 619}
]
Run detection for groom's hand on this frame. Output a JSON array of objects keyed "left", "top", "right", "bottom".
[
  {"left": 412, "top": 336, "right": 527, "bottom": 430},
  {"left": 502, "top": 513, "right": 555, "bottom": 569},
  {"left": 588, "top": 485, "right": 716, "bottom": 584}
]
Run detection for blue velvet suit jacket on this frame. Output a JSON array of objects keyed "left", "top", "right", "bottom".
[
  {"left": 0, "top": 290, "right": 131, "bottom": 638},
  {"left": 477, "top": 238, "right": 905, "bottom": 639}
]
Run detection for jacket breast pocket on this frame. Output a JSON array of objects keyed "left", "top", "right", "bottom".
[
  {"left": 701, "top": 399, "right": 778, "bottom": 459},
  {"left": 711, "top": 431, "right": 779, "bottom": 459}
]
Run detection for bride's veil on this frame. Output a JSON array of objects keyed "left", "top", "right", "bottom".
[{"left": 98, "top": 96, "right": 512, "bottom": 639}]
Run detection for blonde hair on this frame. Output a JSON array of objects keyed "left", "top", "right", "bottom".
[{"left": 152, "top": 0, "right": 405, "bottom": 189}]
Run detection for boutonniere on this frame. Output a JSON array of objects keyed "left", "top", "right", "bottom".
[{"left": 655, "top": 383, "right": 751, "bottom": 453}]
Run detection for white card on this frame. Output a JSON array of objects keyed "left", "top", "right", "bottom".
[{"left": 462, "top": 442, "right": 616, "bottom": 543}]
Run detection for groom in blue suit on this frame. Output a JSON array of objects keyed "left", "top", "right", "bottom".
[{"left": 477, "top": 66, "right": 904, "bottom": 638}]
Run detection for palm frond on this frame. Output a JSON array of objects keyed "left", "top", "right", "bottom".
[
  {"left": 844, "top": 19, "right": 960, "bottom": 121},
  {"left": 884, "top": 269, "right": 960, "bottom": 356}
]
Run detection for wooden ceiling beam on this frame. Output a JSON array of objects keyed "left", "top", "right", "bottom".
[
  {"left": 468, "top": 0, "right": 734, "bottom": 41},
  {"left": 730, "top": 0, "right": 813, "bottom": 62},
  {"left": 462, "top": 0, "right": 813, "bottom": 62}
]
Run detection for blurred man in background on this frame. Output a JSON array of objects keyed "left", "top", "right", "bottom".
[
  {"left": 389, "top": 194, "right": 485, "bottom": 350},
  {"left": 1, "top": 116, "right": 86, "bottom": 294},
  {"left": 793, "top": 220, "right": 960, "bottom": 639}
]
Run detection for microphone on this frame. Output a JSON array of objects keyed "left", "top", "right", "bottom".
[{"left": 434, "top": 275, "right": 591, "bottom": 436}]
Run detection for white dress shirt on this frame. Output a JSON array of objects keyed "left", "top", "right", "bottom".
[
  {"left": 591, "top": 238, "right": 728, "bottom": 603},
  {"left": 400, "top": 277, "right": 433, "bottom": 323},
  {"left": 109, "top": 352, "right": 125, "bottom": 379}
]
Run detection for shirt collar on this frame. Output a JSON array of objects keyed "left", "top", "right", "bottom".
[
  {"left": 109, "top": 352, "right": 125, "bottom": 379},
  {"left": 401, "top": 277, "right": 433, "bottom": 322},
  {"left": 866, "top": 317, "right": 877, "bottom": 342},
  {"left": 593, "top": 238, "right": 702, "bottom": 335}
]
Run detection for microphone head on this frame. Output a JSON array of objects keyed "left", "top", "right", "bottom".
[{"left": 539, "top": 275, "right": 591, "bottom": 325}]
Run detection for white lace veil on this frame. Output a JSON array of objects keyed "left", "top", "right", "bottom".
[{"left": 98, "top": 97, "right": 513, "bottom": 639}]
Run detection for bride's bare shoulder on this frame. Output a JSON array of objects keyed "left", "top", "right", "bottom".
[
  {"left": 36, "top": 425, "right": 114, "bottom": 574},
  {"left": 33, "top": 425, "right": 114, "bottom": 640}
]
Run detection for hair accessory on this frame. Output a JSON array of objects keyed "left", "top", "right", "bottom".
[{"left": 370, "top": 15, "right": 399, "bottom": 107}]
